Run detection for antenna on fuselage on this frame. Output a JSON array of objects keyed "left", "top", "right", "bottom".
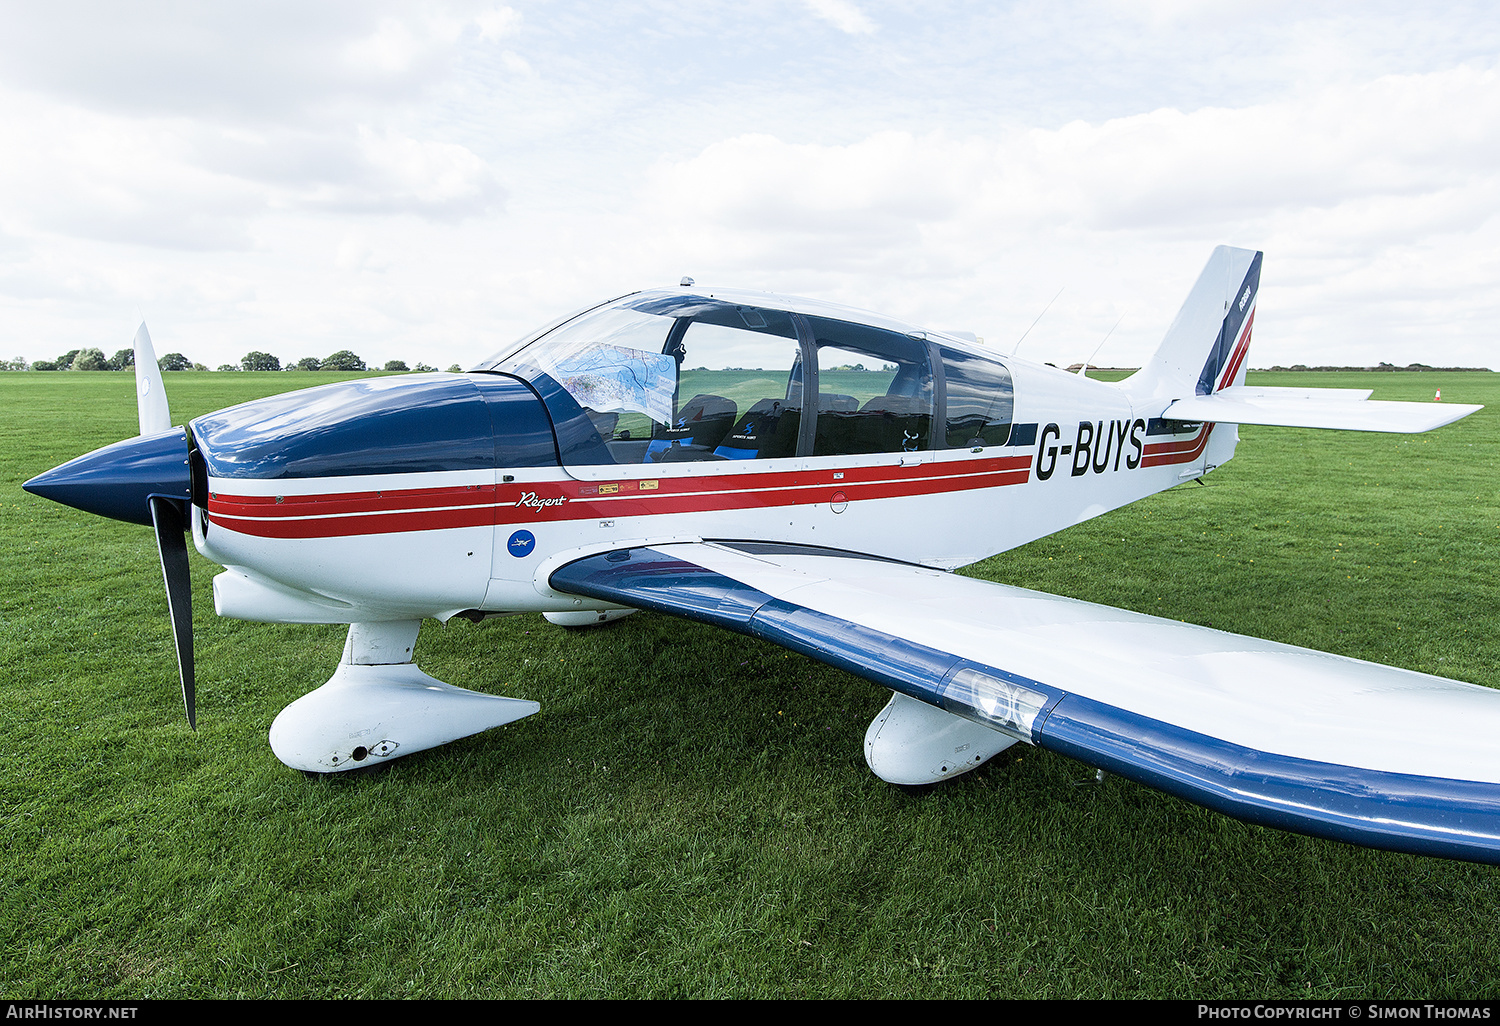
[
  {"left": 1076, "top": 312, "right": 1126, "bottom": 376},
  {"left": 1011, "top": 286, "right": 1064, "bottom": 356}
]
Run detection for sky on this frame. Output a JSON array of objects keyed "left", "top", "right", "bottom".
[{"left": 1, "top": 1, "right": 1497, "bottom": 372}]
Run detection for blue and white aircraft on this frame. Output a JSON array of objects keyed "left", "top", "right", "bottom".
[{"left": 24, "top": 246, "right": 1497, "bottom": 862}]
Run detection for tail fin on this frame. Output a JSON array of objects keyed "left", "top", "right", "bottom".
[{"left": 1122, "top": 246, "right": 1262, "bottom": 402}]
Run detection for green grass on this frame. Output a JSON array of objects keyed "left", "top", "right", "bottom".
[{"left": 2, "top": 369, "right": 1499, "bottom": 998}]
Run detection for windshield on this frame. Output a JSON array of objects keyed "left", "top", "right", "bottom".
[{"left": 487, "top": 294, "right": 804, "bottom": 465}]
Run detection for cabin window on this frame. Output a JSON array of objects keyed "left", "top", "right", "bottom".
[
  {"left": 652, "top": 312, "right": 803, "bottom": 463},
  {"left": 494, "top": 296, "right": 805, "bottom": 465},
  {"left": 941, "top": 347, "right": 1013, "bottom": 448},
  {"left": 806, "top": 317, "right": 934, "bottom": 456}
]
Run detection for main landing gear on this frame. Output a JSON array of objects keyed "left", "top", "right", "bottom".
[{"left": 864, "top": 692, "right": 1019, "bottom": 787}]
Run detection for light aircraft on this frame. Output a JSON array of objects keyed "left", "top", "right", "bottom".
[{"left": 23, "top": 247, "right": 1498, "bottom": 863}]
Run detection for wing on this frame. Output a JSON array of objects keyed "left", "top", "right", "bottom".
[{"left": 551, "top": 541, "right": 1500, "bottom": 864}]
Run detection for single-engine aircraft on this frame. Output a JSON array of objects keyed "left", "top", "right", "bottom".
[{"left": 24, "top": 247, "right": 1499, "bottom": 862}]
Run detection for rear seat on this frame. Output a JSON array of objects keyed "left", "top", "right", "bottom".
[{"left": 714, "top": 399, "right": 802, "bottom": 460}]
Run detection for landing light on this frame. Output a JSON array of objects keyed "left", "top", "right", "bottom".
[{"left": 943, "top": 668, "right": 1046, "bottom": 741}]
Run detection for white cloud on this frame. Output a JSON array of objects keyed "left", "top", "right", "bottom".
[
  {"left": 649, "top": 131, "right": 978, "bottom": 239},
  {"left": 0, "top": 93, "right": 262, "bottom": 250},
  {"left": 802, "top": 0, "right": 877, "bottom": 35},
  {"left": 0, "top": 2, "right": 520, "bottom": 123},
  {"left": 475, "top": 6, "right": 522, "bottom": 42},
  {"left": 343, "top": 8, "right": 518, "bottom": 74},
  {"left": 637, "top": 64, "right": 1500, "bottom": 367},
  {"left": 0, "top": 90, "right": 505, "bottom": 258},
  {"left": 343, "top": 17, "right": 444, "bottom": 75},
  {"left": 654, "top": 65, "right": 1500, "bottom": 240},
  {"left": 345, "top": 127, "right": 506, "bottom": 218},
  {"left": 500, "top": 50, "right": 536, "bottom": 77}
]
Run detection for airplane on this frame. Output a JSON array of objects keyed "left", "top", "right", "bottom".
[{"left": 22, "top": 245, "right": 1500, "bottom": 864}]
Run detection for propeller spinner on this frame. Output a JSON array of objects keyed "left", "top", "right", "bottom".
[{"left": 22, "top": 324, "right": 198, "bottom": 728}]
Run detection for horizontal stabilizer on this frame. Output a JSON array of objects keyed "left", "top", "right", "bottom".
[
  {"left": 1224, "top": 385, "right": 1372, "bottom": 401},
  {"left": 1162, "top": 386, "right": 1481, "bottom": 433}
]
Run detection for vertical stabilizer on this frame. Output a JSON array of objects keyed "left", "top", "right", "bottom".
[{"left": 1122, "top": 247, "right": 1262, "bottom": 403}]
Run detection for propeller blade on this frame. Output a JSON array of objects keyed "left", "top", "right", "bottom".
[
  {"left": 149, "top": 496, "right": 195, "bottom": 730},
  {"left": 132, "top": 322, "right": 171, "bottom": 436}
]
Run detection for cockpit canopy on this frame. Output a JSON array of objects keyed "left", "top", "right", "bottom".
[{"left": 474, "top": 289, "right": 1014, "bottom": 467}]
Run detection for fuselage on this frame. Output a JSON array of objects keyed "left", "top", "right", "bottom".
[{"left": 190, "top": 286, "right": 1241, "bottom": 625}]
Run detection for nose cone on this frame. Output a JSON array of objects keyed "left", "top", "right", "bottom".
[{"left": 24, "top": 427, "right": 191, "bottom": 526}]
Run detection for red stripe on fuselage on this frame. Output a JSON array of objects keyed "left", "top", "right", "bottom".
[
  {"left": 208, "top": 483, "right": 498, "bottom": 520},
  {"left": 210, "top": 503, "right": 497, "bottom": 539},
  {"left": 206, "top": 454, "right": 1035, "bottom": 538},
  {"left": 1140, "top": 423, "right": 1215, "bottom": 467}
]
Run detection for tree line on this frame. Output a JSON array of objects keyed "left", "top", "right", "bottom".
[
  {"left": 1261, "top": 361, "right": 1494, "bottom": 372},
  {"left": 8, "top": 349, "right": 463, "bottom": 373}
]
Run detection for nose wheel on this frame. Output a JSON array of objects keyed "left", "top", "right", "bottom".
[{"left": 269, "top": 621, "right": 540, "bottom": 773}]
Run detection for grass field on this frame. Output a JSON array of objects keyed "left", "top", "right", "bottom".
[{"left": 2, "top": 368, "right": 1498, "bottom": 999}]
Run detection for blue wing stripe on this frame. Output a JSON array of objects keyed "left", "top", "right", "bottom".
[{"left": 1040, "top": 694, "right": 1500, "bottom": 862}]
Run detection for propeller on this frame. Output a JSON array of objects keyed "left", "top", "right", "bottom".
[
  {"left": 23, "top": 322, "right": 198, "bottom": 728},
  {"left": 149, "top": 494, "right": 195, "bottom": 728},
  {"left": 133, "top": 324, "right": 194, "bottom": 727}
]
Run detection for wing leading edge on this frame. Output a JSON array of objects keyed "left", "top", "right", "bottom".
[{"left": 550, "top": 542, "right": 1500, "bottom": 864}]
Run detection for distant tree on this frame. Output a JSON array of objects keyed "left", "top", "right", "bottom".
[
  {"left": 0, "top": 356, "right": 31, "bottom": 371},
  {"left": 293, "top": 357, "right": 320, "bottom": 371},
  {"left": 446, "top": 364, "right": 462, "bottom": 373},
  {"left": 321, "top": 350, "right": 366, "bottom": 371},
  {"left": 383, "top": 359, "right": 409, "bottom": 372},
  {"left": 32, "top": 360, "right": 57, "bottom": 371},
  {"left": 71, "top": 348, "right": 108, "bottom": 371},
  {"left": 216, "top": 364, "right": 239, "bottom": 372},
  {"left": 56, "top": 349, "right": 81, "bottom": 370},
  {"left": 159, "top": 353, "right": 192, "bottom": 371},
  {"left": 413, "top": 362, "right": 436, "bottom": 372},
  {"left": 192, "top": 363, "right": 209, "bottom": 371},
  {"left": 105, "top": 349, "right": 134, "bottom": 371},
  {"left": 240, "top": 351, "right": 281, "bottom": 372}
]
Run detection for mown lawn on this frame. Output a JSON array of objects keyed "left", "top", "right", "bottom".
[{"left": 1, "top": 369, "right": 1497, "bottom": 999}]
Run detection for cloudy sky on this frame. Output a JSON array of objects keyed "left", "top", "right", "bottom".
[{"left": 1, "top": 1, "right": 1497, "bottom": 371}]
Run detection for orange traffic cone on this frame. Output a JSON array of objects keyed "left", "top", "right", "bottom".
[{"left": 1435, "top": 389, "right": 1442, "bottom": 401}]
